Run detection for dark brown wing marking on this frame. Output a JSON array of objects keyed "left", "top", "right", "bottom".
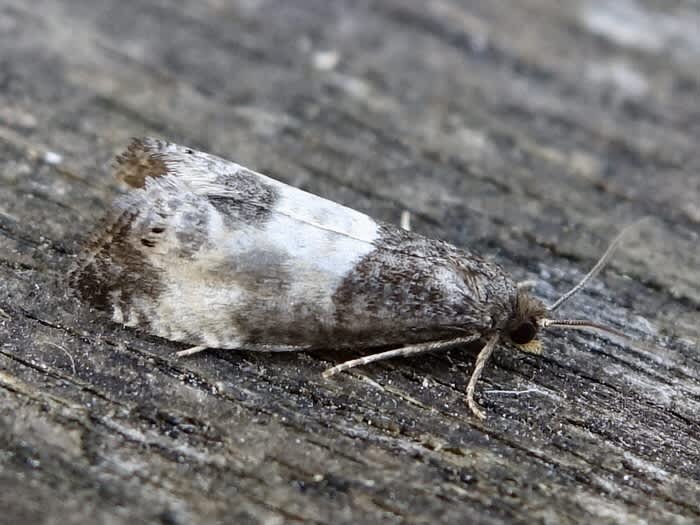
[
  {"left": 114, "top": 138, "right": 172, "bottom": 188},
  {"left": 69, "top": 209, "right": 165, "bottom": 314}
]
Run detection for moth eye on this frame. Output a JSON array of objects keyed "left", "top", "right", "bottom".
[{"left": 510, "top": 321, "right": 537, "bottom": 345}]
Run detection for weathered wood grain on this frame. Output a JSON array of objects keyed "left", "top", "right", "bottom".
[{"left": 0, "top": 1, "right": 698, "bottom": 523}]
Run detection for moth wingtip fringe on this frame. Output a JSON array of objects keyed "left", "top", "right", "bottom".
[
  {"left": 114, "top": 137, "right": 170, "bottom": 188},
  {"left": 67, "top": 210, "right": 136, "bottom": 297}
]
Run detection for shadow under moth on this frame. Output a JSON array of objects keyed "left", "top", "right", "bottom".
[{"left": 71, "top": 137, "right": 641, "bottom": 418}]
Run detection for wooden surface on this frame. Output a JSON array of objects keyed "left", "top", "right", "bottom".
[{"left": 1, "top": 1, "right": 699, "bottom": 523}]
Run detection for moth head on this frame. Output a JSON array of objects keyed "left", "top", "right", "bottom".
[
  {"left": 507, "top": 289, "right": 546, "bottom": 354},
  {"left": 509, "top": 221, "right": 646, "bottom": 353}
]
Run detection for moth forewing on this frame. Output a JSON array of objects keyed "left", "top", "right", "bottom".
[{"left": 72, "top": 137, "right": 641, "bottom": 419}]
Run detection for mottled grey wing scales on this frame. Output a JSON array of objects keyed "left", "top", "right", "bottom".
[{"left": 71, "top": 138, "right": 519, "bottom": 351}]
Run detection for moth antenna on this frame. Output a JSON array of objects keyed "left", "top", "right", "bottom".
[
  {"left": 539, "top": 318, "right": 659, "bottom": 355},
  {"left": 539, "top": 318, "right": 629, "bottom": 339},
  {"left": 548, "top": 219, "right": 648, "bottom": 312}
]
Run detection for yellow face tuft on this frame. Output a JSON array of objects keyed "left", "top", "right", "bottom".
[{"left": 516, "top": 339, "right": 543, "bottom": 355}]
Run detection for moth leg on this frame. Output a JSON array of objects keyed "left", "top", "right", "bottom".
[
  {"left": 322, "top": 334, "right": 481, "bottom": 377},
  {"left": 517, "top": 279, "right": 537, "bottom": 290},
  {"left": 176, "top": 343, "right": 309, "bottom": 357},
  {"left": 400, "top": 210, "right": 412, "bottom": 231},
  {"left": 243, "top": 343, "right": 311, "bottom": 352},
  {"left": 465, "top": 334, "right": 500, "bottom": 420},
  {"left": 176, "top": 345, "right": 208, "bottom": 357}
]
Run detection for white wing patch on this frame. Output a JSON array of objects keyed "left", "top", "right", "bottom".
[
  {"left": 265, "top": 183, "right": 379, "bottom": 277},
  {"left": 148, "top": 141, "right": 379, "bottom": 244},
  {"left": 128, "top": 151, "right": 380, "bottom": 348},
  {"left": 263, "top": 177, "right": 379, "bottom": 244}
]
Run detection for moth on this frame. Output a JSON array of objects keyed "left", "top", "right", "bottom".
[{"left": 71, "top": 138, "right": 634, "bottom": 418}]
